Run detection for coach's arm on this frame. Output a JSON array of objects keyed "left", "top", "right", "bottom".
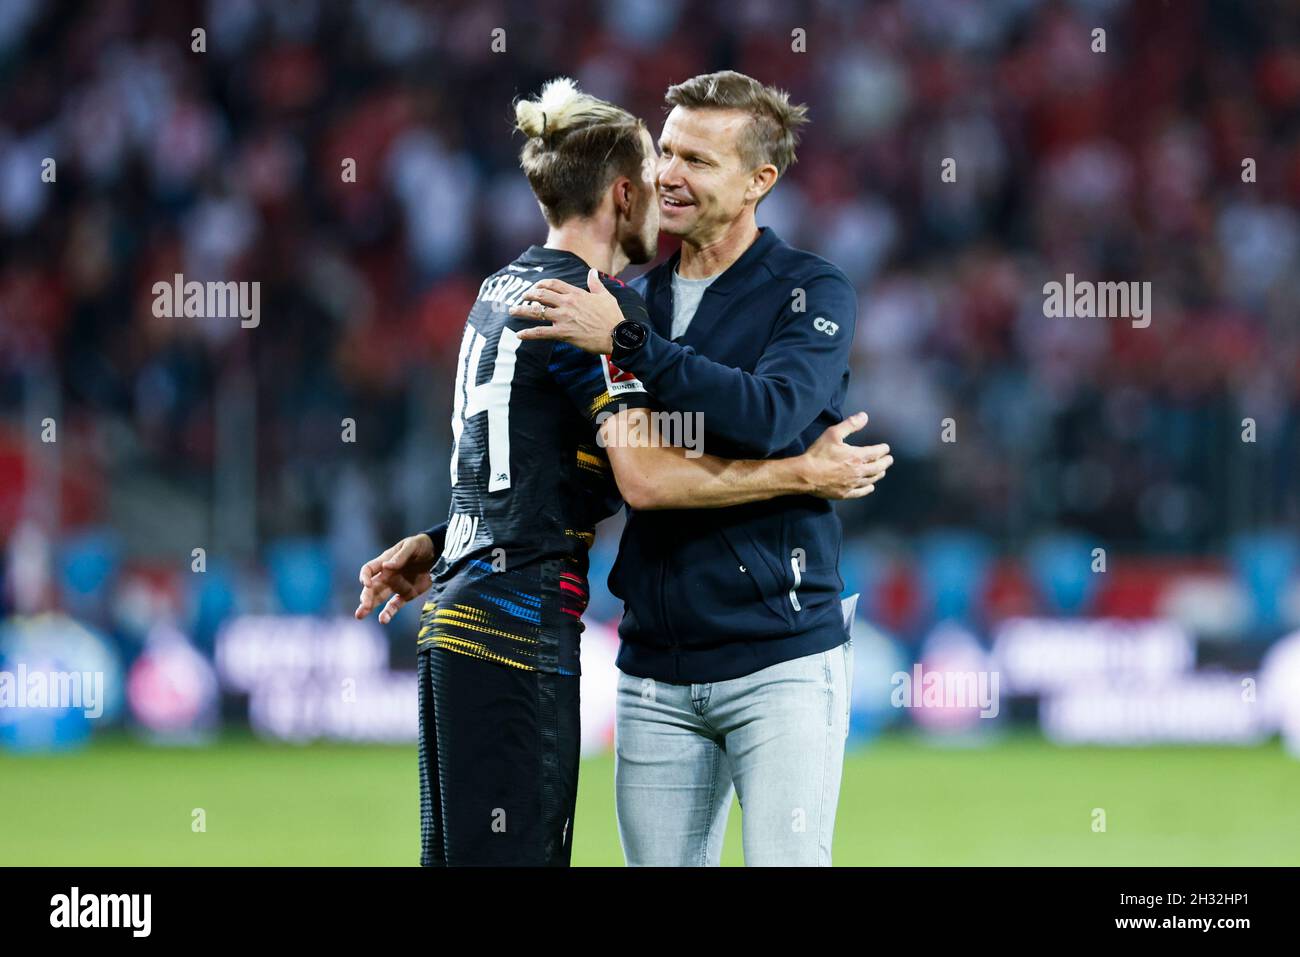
[{"left": 514, "top": 270, "right": 857, "bottom": 458}]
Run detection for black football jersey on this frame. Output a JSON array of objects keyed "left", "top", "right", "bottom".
[{"left": 418, "top": 246, "right": 654, "bottom": 673}]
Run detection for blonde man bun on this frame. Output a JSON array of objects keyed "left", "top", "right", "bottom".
[
  {"left": 513, "top": 78, "right": 647, "bottom": 226},
  {"left": 515, "top": 77, "right": 637, "bottom": 141}
]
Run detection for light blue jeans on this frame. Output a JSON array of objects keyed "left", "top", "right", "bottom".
[{"left": 615, "top": 640, "right": 853, "bottom": 866}]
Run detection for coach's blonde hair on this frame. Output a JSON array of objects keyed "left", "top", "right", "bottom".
[{"left": 515, "top": 77, "right": 648, "bottom": 226}]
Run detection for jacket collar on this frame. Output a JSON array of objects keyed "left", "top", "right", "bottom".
[
  {"left": 645, "top": 226, "right": 781, "bottom": 338},
  {"left": 643, "top": 226, "right": 781, "bottom": 344},
  {"left": 655, "top": 225, "right": 779, "bottom": 297}
]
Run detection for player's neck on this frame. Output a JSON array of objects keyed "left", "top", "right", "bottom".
[
  {"left": 544, "top": 222, "right": 625, "bottom": 277},
  {"left": 678, "top": 212, "right": 759, "bottom": 279}
]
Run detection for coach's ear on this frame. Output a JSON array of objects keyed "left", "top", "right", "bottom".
[{"left": 745, "top": 163, "right": 778, "bottom": 205}]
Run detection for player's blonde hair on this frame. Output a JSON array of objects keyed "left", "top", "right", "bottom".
[{"left": 514, "top": 77, "right": 648, "bottom": 226}]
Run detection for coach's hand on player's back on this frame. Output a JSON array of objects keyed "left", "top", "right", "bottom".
[
  {"left": 511, "top": 268, "right": 620, "bottom": 355},
  {"left": 797, "top": 412, "right": 893, "bottom": 500},
  {"left": 355, "top": 534, "right": 437, "bottom": 625}
]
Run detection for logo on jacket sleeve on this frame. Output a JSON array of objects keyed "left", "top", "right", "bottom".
[
  {"left": 813, "top": 316, "right": 839, "bottom": 336},
  {"left": 601, "top": 355, "right": 646, "bottom": 396}
]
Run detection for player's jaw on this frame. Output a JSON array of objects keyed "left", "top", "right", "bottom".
[
  {"left": 617, "top": 218, "right": 656, "bottom": 265},
  {"left": 615, "top": 131, "right": 661, "bottom": 265}
]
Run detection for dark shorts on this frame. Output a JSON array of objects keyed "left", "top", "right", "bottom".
[{"left": 417, "top": 646, "right": 580, "bottom": 866}]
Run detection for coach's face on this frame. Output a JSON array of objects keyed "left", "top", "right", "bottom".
[{"left": 656, "top": 106, "right": 761, "bottom": 243}]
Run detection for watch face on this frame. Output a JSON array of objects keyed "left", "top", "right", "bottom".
[{"left": 616, "top": 321, "right": 646, "bottom": 351}]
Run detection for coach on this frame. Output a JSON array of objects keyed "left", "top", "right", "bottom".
[{"left": 514, "top": 71, "right": 866, "bottom": 866}]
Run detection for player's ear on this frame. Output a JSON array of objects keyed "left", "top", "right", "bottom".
[{"left": 613, "top": 177, "right": 634, "bottom": 218}]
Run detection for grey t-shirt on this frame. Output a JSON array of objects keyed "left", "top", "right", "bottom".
[{"left": 670, "top": 268, "right": 721, "bottom": 340}]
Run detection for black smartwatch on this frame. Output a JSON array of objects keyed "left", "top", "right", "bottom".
[{"left": 611, "top": 318, "right": 649, "bottom": 360}]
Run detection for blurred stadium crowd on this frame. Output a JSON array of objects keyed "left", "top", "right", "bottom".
[{"left": 0, "top": 0, "right": 1297, "bottom": 680}]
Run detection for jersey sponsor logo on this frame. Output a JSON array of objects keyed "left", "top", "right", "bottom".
[
  {"left": 600, "top": 355, "right": 646, "bottom": 396},
  {"left": 813, "top": 316, "right": 839, "bottom": 336}
]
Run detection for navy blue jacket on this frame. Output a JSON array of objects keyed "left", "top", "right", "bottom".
[{"left": 611, "top": 226, "right": 858, "bottom": 683}]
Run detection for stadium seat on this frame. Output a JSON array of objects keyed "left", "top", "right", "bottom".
[
  {"left": 1231, "top": 532, "right": 1299, "bottom": 635},
  {"left": 266, "top": 540, "right": 333, "bottom": 615}
]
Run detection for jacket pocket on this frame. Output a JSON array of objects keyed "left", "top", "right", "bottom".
[
  {"left": 659, "top": 526, "right": 791, "bottom": 643},
  {"left": 718, "top": 526, "right": 798, "bottom": 630},
  {"left": 781, "top": 509, "right": 843, "bottom": 620}
]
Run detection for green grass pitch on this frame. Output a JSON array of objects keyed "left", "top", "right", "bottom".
[{"left": 2, "top": 733, "right": 1296, "bottom": 865}]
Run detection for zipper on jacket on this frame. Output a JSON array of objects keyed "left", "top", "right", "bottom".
[
  {"left": 658, "top": 552, "right": 677, "bottom": 652},
  {"left": 789, "top": 553, "right": 802, "bottom": 611}
]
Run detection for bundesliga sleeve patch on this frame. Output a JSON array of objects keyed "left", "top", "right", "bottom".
[{"left": 600, "top": 355, "right": 646, "bottom": 396}]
